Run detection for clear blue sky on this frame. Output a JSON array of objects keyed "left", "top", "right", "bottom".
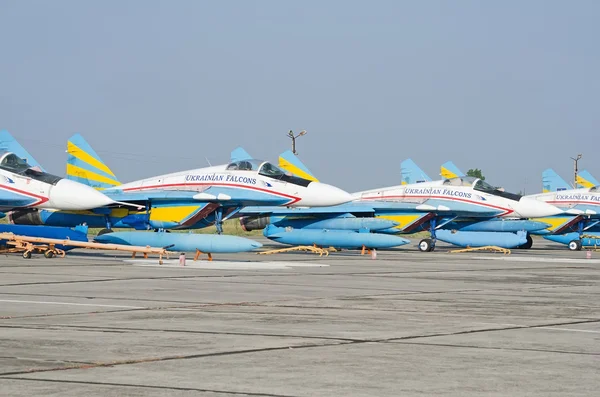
[{"left": 1, "top": 1, "right": 598, "bottom": 194}]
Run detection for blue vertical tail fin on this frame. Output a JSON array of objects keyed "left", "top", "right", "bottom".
[
  {"left": 542, "top": 168, "right": 570, "bottom": 192},
  {"left": 66, "top": 134, "right": 120, "bottom": 190},
  {"left": 0, "top": 130, "right": 44, "bottom": 171},
  {"left": 576, "top": 170, "right": 599, "bottom": 189},
  {"left": 230, "top": 147, "right": 253, "bottom": 162},
  {"left": 401, "top": 159, "right": 431, "bottom": 185},
  {"left": 440, "top": 161, "right": 465, "bottom": 179},
  {"left": 278, "top": 150, "right": 319, "bottom": 181}
]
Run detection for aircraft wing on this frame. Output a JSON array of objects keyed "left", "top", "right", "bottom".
[
  {"left": 240, "top": 201, "right": 502, "bottom": 218},
  {"left": 239, "top": 203, "right": 378, "bottom": 215}
]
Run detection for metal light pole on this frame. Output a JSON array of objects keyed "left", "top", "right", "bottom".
[
  {"left": 571, "top": 154, "right": 582, "bottom": 188},
  {"left": 287, "top": 130, "right": 306, "bottom": 155}
]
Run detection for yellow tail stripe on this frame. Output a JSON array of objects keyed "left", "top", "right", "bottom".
[
  {"left": 278, "top": 158, "right": 319, "bottom": 182},
  {"left": 67, "top": 141, "right": 116, "bottom": 178},
  {"left": 440, "top": 166, "right": 458, "bottom": 179},
  {"left": 66, "top": 164, "right": 121, "bottom": 187},
  {"left": 576, "top": 175, "right": 595, "bottom": 188}
]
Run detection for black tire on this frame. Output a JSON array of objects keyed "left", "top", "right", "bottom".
[
  {"left": 568, "top": 240, "right": 582, "bottom": 251},
  {"left": 418, "top": 239, "right": 434, "bottom": 252},
  {"left": 517, "top": 234, "right": 533, "bottom": 249},
  {"left": 44, "top": 251, "right": 55, "bottom": 258},
  {"left": 97, "top": 228, "right": 113, "bottom": 236},
  {"left": 22, "top": 251, "right": 32, "bottom": 259}
]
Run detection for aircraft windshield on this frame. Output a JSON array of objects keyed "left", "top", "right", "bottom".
[
  {"left": 442, "top": 176, "right": 522, "bottom": 201},
  {"left": 0, "top": 152, "right": 62, "bottom": 185},
  {"left": 442, "top": 176, "right": 478, "bottom": 187},
  {"left": 226, "top": 159, "right": 263, "bottom": 171},
  {"left": 473, "top": 179, "right": 522, "bottom": 201},
  {"left": 258, "top": 162, "right": 284, "bottom": 177},
  {"left": 226, "top": 158, "right": 312, "bottom": 187}
]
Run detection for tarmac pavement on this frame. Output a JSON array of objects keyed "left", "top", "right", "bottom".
[{"left": 0, "top": 240, "right": 598, "bottom": 396}]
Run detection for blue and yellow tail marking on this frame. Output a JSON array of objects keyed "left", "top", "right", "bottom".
[
  {"left": 0, "top": 130, "right": 44, "bottom": 171},
  {"left": 440, "top": 161, "right": 465, "bottom": 179},
  {"left": 542, "top": 168, "right": 570, "bottom": 193},
  {"left": 230, "top": 147, "right": 253, "bottom": 162},
  {"left": 278, "top": 150, "right": 319, "bottom": 182},
  {"left": 66, "top": 134, "right": 120, "bottom": 190},
  {"left": 401, "top": 159, "right": 431, "bottom": 185},
  {"left": 577, "top": 170, "right": 599, "bottom": 189}
]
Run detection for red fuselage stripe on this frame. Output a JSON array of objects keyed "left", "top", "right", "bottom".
[
  {"left": 547, "top": 200, "right": 600, "bottom": 207},
  {"left": 122, "top": 182, "right": 301, "bottom": 205},
  {"left": 0, "top": 184, "right": 48, "bottom": 206},
  {"left": 360, "top": 194, "right": 513, "bottom": 216}
]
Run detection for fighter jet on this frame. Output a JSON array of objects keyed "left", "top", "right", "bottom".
[
  {"left": 528, "top": 169, "right": 600, "bottom": 250},
  {"left": 0, "top": 149, "right": 114, "bottom": 214},
  {"left": 239, "top": 151, "right": 562, "bottom": 251},
  {"left": 9, "top": 134, "right": 353, "bottom": 233}
]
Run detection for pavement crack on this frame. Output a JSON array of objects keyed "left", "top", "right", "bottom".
[
  {"left": 0, "top": 377, "right": 300, "bottom": 397},
  {"left": 392, "top": 341, "right": 600, "bottom": 356},
  {"left": 0, "top": 340, "right": 357, "bottom": 377},
  {"left": 0, "top": 323, "right": 362, "bottom": 342},
  {"left": 383, "top": 318, "right": 600, "bottom": 343}
]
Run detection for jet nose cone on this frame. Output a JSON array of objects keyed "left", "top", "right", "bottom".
[
  {"left": 48, "top": 179, "right": 114, "bottom": 210},
  {"left": 514, "top": 197, "right": 563, "bottom": 218},
  {"left": 297, "top": 182, "right": 353, "bottom": 207}
]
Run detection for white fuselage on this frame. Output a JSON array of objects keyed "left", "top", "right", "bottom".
[
  {"left": 107, "top": 164, "right": 352, "bottom": 207},
  {"left": 351, "top": 179, "right": 562, "bottom": 219},
  {"left": 0, "top": 168, "right": 50, "bottom": 208},
  {"left": 0, "top": 168, "right": 113, "bottom": 211},
  {"left": 528, "top": 188, "right": 600, "bottom": 215}
]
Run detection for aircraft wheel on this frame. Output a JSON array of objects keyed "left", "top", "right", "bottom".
[
  {"left": 418, "top": 239, "right": 434, "bottom": 252},
  {"left": 22, "top": 251, "right": 32, "bottom": 259},
  {"left": 517, "top": 234, "right": 533, "bottom": 249},
  {"left": 568, "top": 240, "right": 582, "bottom": 251},
  {"left": 44, "top": 251, "right": 55, "bottom": 259},
  {"left": 97, "top": 228, "right": 113, "bottom": 236}
]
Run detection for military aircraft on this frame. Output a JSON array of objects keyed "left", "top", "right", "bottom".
[
  {"left": 238, "top": 151, "right": 562, "bottom": 251},
  {"left": 0, "top": 131, "right": 114, "bottom": 214},
  {"left": 9, "top": 134, "right": 353, "bottom": 233},
  {"left": 525, "top": 169, "right": 600, "bottom": 250}
]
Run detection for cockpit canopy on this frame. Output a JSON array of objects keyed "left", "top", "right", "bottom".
[
  {"left": 225, "top": 159, "right": 311, "bottom": 187},
  {"left": 442, "top": 176, "right": 479, "bottom": 187},
  {"left": 0, "top": 151, "right": 62, "bottom": 185},
  {"left": 443, "top": 176, "right": 522, "bottom": 201},
  {"left": 0, "top": 151, "right": 31, "bottom": 172}
]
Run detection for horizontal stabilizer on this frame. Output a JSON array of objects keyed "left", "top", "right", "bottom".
[{"left": 532, "top": 215, "right": 582, "bottom": 235}]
